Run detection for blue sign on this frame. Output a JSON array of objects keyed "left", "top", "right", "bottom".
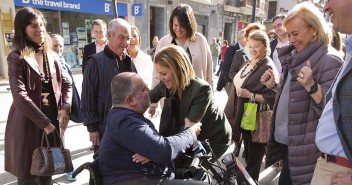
[
  {"left": 14, "top": 0, "right": 127, "bottom": 16},
  {"left": 132, "top": 3, "right": 142, "bottom": 16}
]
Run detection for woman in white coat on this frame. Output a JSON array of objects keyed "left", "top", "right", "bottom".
[
  {"left": 152, "top": 4, "right": 213, "bottom": 88},
  {"left": 127, "top": 25, "right": 153, "bottom": 89}
]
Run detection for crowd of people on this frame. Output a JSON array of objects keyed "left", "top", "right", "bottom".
[{"left": 4, "top": 1, "right": 352, "bottom": 185}]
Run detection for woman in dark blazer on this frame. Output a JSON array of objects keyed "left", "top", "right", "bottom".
[
  {"left": 232, "top": 30, "right": 278, "bottom": 181},
  {"left": 149, "top": 45, "right": 232, "bottom": 163},
  {"left": 5, "top": 7, "right": 72, "bottom": 184}
]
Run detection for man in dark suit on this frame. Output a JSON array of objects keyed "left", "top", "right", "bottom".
[
  {"left": 81, "top": 18, "right": 137, "bottom": 152},
  {"left": 82, "top": 19, "right": 108, "bottom": 73},
  {"left": 270, "top": 15, "right": 288, "bottom": 74},
  {"left": 217, "top": 30, "right": 246, "bottom": 95}
]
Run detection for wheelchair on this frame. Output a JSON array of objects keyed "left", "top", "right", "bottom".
[
  {"left": 72, "top": 140, "right": 257, "bottom": 185},
  {"left": 71, "top": 151, "right": 101, "bottom": 185}
]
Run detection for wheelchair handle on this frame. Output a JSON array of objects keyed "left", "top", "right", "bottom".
[{"left": 71, "top": 162, "right": 91, "bottom": 178}]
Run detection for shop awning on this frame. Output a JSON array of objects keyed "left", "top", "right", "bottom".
[{"left": 14, "top": 0, "right": 127, "bottom": 16}]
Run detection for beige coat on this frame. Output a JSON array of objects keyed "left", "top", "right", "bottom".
[{"left": 152, "top": 33, "right": 213, "bottom": 88}]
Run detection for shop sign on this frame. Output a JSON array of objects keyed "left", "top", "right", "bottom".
[
  {"left": 14, "top": 0, "right": 128, "bottom": 16},
  {"left": 132, "top": 3, "right": 142, "bottom": 16}
]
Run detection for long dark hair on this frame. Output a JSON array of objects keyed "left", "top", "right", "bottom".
[
  {"left": 169, "top": 4, "right": 197, "bottom": 42},
  {"left": 13, "top": 7, "right": 51, "bottom": 53}
]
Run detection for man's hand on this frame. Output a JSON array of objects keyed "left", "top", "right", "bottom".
[
  {"left": 90, "top": 131, "right": 100, "bottom": 145},
  {"left": 190, "top": 122, "right": 202, "bottom": 136},
  {"left": 132, "top": 154, "right": 151, "bottom": 165},
  {"left": 184, "top": 118, "right": 202, "bottom": 136},
  {"left": 184, "top": 118, "right": 195, "bottom": 128},
  {"left": 58, "top": 109, "right": 69, "bottom": 130},
  {"left": 331, "top": 173, "right": 352, "bottom": 185}
]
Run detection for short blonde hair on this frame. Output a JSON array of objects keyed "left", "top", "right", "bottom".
[
  {"left": 131, "top": 25, "right": 141, "bottom": 46},
  {"left": 248, "top": 30, "right": 271, "bottom": 56},
  {"left": 154, "top": 45, "right": 195, "bottom": 94},
  {"left": 283, "top": 2, "right": 331, "bottom": 46}
]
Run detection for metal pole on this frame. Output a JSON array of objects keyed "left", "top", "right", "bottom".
[
  {"left": 251, "top": 0, "right": 256, "bottom": 23},
  {"left": 112, "top": 0, "right": 118, "bottom": 18}
]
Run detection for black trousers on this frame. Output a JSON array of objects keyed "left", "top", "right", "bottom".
[
  {"left": 242, "top": 130, "right": 266, "bottom": 181},
  {"left": 18, "top": 176, "right": 52, "bottom": 185},
  {"left": 279, "top": 145, "right": 292, "bottom": 185}
]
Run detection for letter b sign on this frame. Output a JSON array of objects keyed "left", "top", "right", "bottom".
[{"left": 132, "top": 4, "right": 142, "bottom": 16}]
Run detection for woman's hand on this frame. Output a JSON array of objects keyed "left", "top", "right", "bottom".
[
  {"left": 236, "top": 88, "right": 252, "bottom": 99},
  {"left": 44, "top": 123, "right": 56, "bottom": 134},
  {"left": 297, "top": 61, "right": 323, "bottom": 103},
  {"left": 58, "top": 109, "right": 69, "bottom": 130},
  {"left": 261, "top": 68, "right": 276, "bottom": 88},
  {"left": 148, "top": 103, "right": 158, "bottom": 117},
  {"left": 132, "top": 154, "right": 151, "bottom": 164},
  {"left": 297, "top": 61, "right": 315, "bottom": 90}
]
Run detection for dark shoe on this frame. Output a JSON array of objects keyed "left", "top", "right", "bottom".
[
  {"left": 234, "top": 145, "right": 241, "bottom": 157},
  {"left": 215, "top": 73, "right": 219, "bottom": 76},
  {"left": 242, "top": 150, "right": 246, "bottom": 158}
]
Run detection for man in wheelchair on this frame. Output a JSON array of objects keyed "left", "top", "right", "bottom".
[{"left": 98, "top": 73, "right": 208, "bottom": 185}]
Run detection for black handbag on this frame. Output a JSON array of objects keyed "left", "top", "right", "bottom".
[{"left": 30, "top": 131, "right": 74, "bottom": 176}]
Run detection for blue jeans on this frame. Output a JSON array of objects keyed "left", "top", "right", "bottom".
[{"left": 212, "top": 56, "right": 218, "bottom": 72}]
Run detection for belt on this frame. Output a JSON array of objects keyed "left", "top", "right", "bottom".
[{"left": 321, "top": 153, "right": 352, "bottom": 169}]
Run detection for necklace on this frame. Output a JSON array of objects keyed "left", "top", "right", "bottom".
[
  {"left": 40, "top": 51, "right": 51, "bottom": 83},
  {"left": 239, "top": 57, "right": 264, "bottom": 79}
]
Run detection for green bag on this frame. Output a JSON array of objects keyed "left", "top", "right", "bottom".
[{"left": 240, "top": 96, "right": 257, "bottom": 131}]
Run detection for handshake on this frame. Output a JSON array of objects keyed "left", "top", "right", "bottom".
[{"left": 184, "top": 118, "right": 202, "bottom": 136}]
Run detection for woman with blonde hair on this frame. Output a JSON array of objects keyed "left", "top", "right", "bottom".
[
  {"left": 230, "top": 30, "right": 278, "bottom": 181},
  {"left": 149, "top": 45, "right": 232, "bottom": 178},
  {"left": 127, "top": 26, "right": 153, "bottom": 88},
  {"left": 261, "top": 2, "right": 343, "bottom": 184}
]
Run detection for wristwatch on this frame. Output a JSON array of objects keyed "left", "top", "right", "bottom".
[{"left": 309, "top": 82, "right": 318, "bottom": 94}]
